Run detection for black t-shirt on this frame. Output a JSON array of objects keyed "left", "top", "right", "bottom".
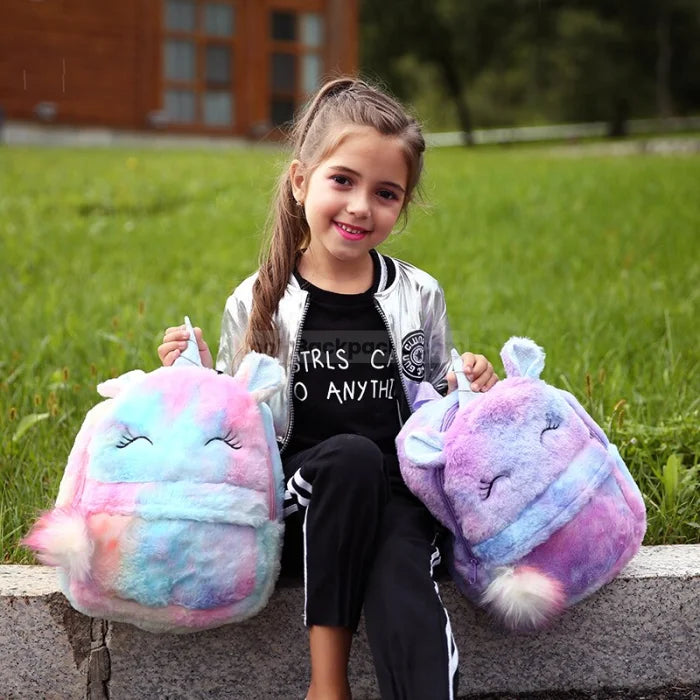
[{"left": 285, "top": 252, "right": 405, "bottom": 456}]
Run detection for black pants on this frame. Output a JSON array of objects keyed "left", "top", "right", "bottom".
[{"left": 282, "top": 434, "right": 458, "bottom": 700}]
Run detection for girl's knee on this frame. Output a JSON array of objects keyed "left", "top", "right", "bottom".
[
  {"left": 318, "top": 434, "right": 386, "bottom": 490},
  {"left": 326, "top": 433, "right": 382, "bottom": 461}
]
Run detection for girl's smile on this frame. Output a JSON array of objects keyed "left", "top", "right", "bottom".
[
  {"left": 290, "top": 126, "right": 409, "bottom": 290},
  {"left": 334, "top": 221, "right": 371, "bottom": 240}
]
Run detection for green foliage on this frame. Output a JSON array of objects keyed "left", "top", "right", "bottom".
[
  {"left": 360, "top": 0, "right": 700, "bottom": 129},
  {"left": 1, "top": 145, "right": 698, "bottom": 563}
]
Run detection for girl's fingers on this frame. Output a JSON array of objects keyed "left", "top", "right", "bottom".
[
  {"left": 193, "top": 327, "right": 210, "bottom": 352},
  {"left": 472, "top": 369, "right": 498, "bottom": 392},
  {"left": 448, "top": 353, "right": 499, "bottom": 394},
  {"left": 163, "top": 325, "right": 188, "bottom": 342},
  {"left": 157, "top": 340, "right": 187, "bottom": 364},
  {"left": 461, "top": 352, "right": 476, "bottom": 378},
  {"left": 159, "top": 340, "right": 188, "bottom": 354},
  {"left": 446, "top": 371, "right": 457, "bottom": 393},
  {"left": 469, "top": 356, "right": 495, "bottom": 392},
  {"left": 481, "top": 373, "right": 499, "bottom": 392},
  {"left": 470, "top": 355, "right": 488, "bottom": 376},
  {"left": 160, "top": 348, "right": 180, "bottom": 367}
]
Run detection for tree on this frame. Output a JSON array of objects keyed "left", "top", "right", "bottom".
[{"left": 360, "top": 0, "right": 700, "bottom": 135}]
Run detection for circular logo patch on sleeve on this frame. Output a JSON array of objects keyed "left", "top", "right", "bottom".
[{"left": 401, "top": 330, "right": 425, "bottom": 381}]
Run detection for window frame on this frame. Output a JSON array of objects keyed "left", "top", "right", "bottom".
[
  {"left": 268, "top": 5, "right": 325, "bottom": 128},
  {"left": 161, "top": 0, "right": 239, "bottom": 131}
]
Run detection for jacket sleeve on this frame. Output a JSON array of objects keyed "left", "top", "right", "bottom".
[
  {"left": 424, "top": 282, "right": 453, "bottom": 395},
  {"left": 215, "top": 290, "right": 250, "bottom": 376}
]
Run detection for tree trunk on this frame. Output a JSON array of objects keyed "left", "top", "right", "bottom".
[
  {"left": 656, "top": 4, "right": 673, "bottom": 118},
  {"left": 436, "top": 55, "right": 474, "bottom": 146}
]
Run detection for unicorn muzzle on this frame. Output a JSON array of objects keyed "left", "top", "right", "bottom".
[
  {"left": 82, "top": 479, "right": 271, "bottom": 526},
  {"left": 471, "top": 441, "right": 614, "bottom": 566}
]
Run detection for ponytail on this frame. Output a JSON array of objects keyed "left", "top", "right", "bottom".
[{"left": 244, "top": 170, "right": 304, "bottom": 356}]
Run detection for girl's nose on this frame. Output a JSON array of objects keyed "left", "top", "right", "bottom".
[{"left": 346, "top": 191, "right": 370, "bottom": 218}]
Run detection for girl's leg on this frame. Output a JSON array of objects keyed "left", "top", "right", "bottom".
[
  {"left": 307, "top": 626, "right": 352, "bottom": 700},
  {"left": 364, "top": 489, "right": 459, "bottom": 700},
  {"left": 282, "top": 434, "right": 388, "bottom": 698}
]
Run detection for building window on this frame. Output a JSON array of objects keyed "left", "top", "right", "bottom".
[
  {"left": 165, "top": 40, "right": 196, "bottom": 81},
  {"left": 166, "top": 0, "right": 196, "bottom": 31},
  {"left": 204, "top": 3, "right": 234, "bottom": 36},
  {"left": 162, "top": 0, "right": 237, "bottom": 128},
  {"left": 269, "top": 10, "right": 325, "bottom": 127},
  {"left": 165, "top": 89, "right": 196, "bottom": 123}
]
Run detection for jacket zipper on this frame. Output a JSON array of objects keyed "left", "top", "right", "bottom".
[
  {"left": 280, "top": 295, "right": 311, "bottom": 454},
  {"left": 373, "top": 297, "right": 412, "bottom": 417}
]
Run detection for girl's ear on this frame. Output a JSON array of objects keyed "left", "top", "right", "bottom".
[{"left": 289, "top": 159, "right": 307, "bottom": 204}]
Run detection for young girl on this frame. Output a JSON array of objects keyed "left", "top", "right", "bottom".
[{"left": 158, "top": 77, "right": 497, "bottom": 700}]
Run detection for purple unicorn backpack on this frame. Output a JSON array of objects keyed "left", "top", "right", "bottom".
[
  {"left": 397, "top": 337, "right": 646, "bottom": 630},
  {"left": 24, "top": 318, "right": 285, "bottom": 633}
]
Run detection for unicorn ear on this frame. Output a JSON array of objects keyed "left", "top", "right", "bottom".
[
  {"left": 401, "top": 390, "right": 459, "bottom": 468},
  {"left": 403, "top": 428, "right": 446, "bottom": 469},
  {"left": 500, "top": 337, "right": 545, "bottom": 379},
  {"left": 234, "top": 352, "right": 285, "bottom": 403},
  {"left": 96, "top": 370, "right": 146, "bottom": 398}
]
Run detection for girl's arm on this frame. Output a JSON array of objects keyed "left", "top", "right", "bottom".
[
  {"left": 424, "top": 282, "right": 453, "bottom": 395},
  {"left": 424, "top": 282, "right": 497, "bottom": 394},
  {"left": 215, "top": 291, "right": 250, "bottom": 376}
]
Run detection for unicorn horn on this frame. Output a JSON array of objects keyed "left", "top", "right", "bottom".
[
  {"left": 173, "top": 316, "right": 203, "bottom": 368},
  {"left": 451, "top": 348, "right": 480, "bottom": 409}
]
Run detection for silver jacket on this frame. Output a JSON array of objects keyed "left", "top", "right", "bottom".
[{"left": 216, "top": 253, "right": 453, "bottom": 449}]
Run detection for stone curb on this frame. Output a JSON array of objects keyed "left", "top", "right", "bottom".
[{"left": 1, "top": 545, "right": 698, "bottom": 699}]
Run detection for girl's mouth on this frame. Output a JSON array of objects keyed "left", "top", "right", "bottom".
[{"left": 334, "top": 221, "right": 370, "bottom": 241}]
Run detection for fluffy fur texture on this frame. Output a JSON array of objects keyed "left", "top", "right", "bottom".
[
  {"left": 481, "top": 566, "right": 565, "bottom": 629},
  {"left": 24, "top": 351, "right": 285, "bottom": 634},
  {"left": 397, "top": 337, "right": 646, "bottom": 630},
  {"left": 23, "top": 507, "right": 94, "bottom": 580}
]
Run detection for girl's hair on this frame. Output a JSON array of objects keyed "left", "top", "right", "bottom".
[{"left": 244, "top": 77, "right": 425, "bottom": 357}]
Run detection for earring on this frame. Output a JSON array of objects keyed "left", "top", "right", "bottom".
[{"left": 295, "top": 200, "right": 304, "bottom": 208}]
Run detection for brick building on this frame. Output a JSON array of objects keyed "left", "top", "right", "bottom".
[{"left": 0, "top": 0, "right": 358, "bottom": 138}]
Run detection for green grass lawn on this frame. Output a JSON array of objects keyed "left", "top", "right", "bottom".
[{"left": 1, "top": 144, "right": 698, "bottom": 562}]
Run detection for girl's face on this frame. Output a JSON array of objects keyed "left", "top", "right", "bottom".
[{"left": 290, "top": 126, "right": 409, "bottom": 275}]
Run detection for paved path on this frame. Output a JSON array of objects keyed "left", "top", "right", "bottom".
[{"left": 464, "top": 684, "right": 700, "bottom": 699}]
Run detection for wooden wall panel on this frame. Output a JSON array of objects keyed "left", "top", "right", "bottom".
[
  {"left": 0, "top": 0, "right": 160, "bottom": 129},
  {"left": 0, "top": 0, "right": 357, "bottom": 136},
  {"left": 327, "top": 0, "right": 358, "bottom": 78}
]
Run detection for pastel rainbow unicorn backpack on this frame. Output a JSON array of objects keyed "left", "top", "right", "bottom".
[
  {"left": 397, "top": 337, "right": 646, "bottom": 630},
  {"left": 24, "top": 319, "right": 285, "bottom": 633}
]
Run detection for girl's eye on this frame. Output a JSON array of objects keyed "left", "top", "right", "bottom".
[
  {"left": 205, "top": 430, "right": 242, "bottom": 450},
  {"left": 116, "top": 431, "right": 152, "bottom": 449},
  {"left": 377, "top": 189, "right": 399, "bottom": 201},
  {"left": 330, "top": 174, "right": 351, "bottom": 186}
]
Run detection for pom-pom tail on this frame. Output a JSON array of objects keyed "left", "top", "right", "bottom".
[
  {"left": 481, "top": 565, "right": 565, "bottom": 630},
  {"left": 22, "top": 508, "right": 94, "bottom": 581}
]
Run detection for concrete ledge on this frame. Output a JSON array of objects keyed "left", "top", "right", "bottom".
[{"left": 1, "top": 545, "right": 699, "bottom": 699}]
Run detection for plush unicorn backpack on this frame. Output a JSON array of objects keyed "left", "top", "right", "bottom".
[
  {"left": 24, "top": 319, "right": 285, "bottom": 633},
  {"left": 397, "top": 337, "right": 646, "bottom": 630}
]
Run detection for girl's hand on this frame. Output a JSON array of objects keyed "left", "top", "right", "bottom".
[
  {"left": 446, "top": 352, "right": 498, "bottom": 393},
  {"left": 158, "top": 325, "right": 214, "bottom": 369}
]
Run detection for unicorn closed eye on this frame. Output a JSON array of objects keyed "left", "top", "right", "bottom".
[
  {"left": 397, "top": 337, "right": 646, "bottom": 630},
  {"left": 24, "top": 318, "right": 285, "bottom": 633}
]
